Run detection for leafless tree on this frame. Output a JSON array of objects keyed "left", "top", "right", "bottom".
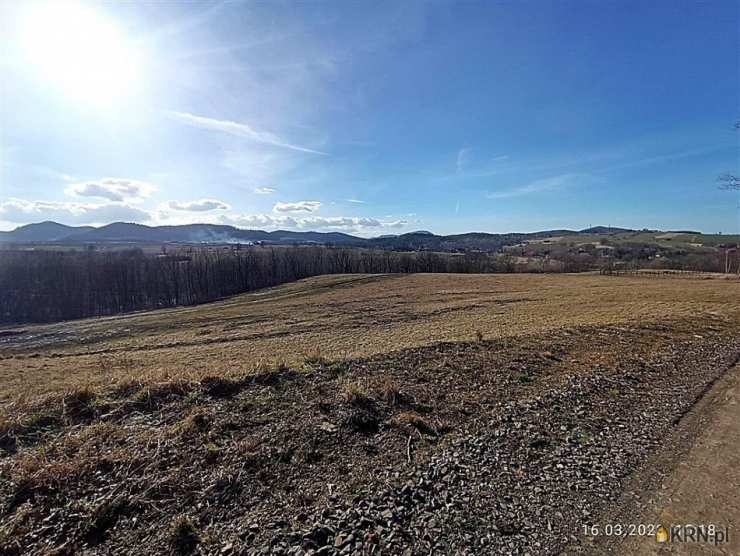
[
  {"left": 718, "top": 172, "right": 739, "bottom": 190},
  {"left": 717, "top": 121, "right": 740, "bottom": 190},
  {"left": 0, "top": 242, "right": 728, "bottom": 324}
]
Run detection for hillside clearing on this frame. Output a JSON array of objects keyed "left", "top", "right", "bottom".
[{"left": 1, "top": 273, "right": 738, "bottom": 402}]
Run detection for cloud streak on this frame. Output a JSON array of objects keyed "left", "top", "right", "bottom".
[
  {"left": 168, "top": 198, "right": 230, "bottom": 211},
  {"left": 273, "top": 200, "right": 321, "bottom": 213},
  {"left": 166, "top": 111, "right": 328, "bottom": 155},
  {"left": 485, "top": 174, "right": 576, "bottom": 199},
  {"left": 456, "top": 147, "right": 472, "bottom": 173}
]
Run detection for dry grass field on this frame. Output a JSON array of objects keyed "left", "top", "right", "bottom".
[
  {"left": 1, "top": 272, "right": 739, "bottom": 402},
  {"left": 1, "top": 272, "right": 739, "bottom": 555}
]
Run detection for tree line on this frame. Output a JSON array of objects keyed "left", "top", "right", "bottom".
[
  {"left": 0, "top": 244, "right": 731, "bottom": 324},
  {"left": 0, "top": 246, "right": 501, "bottom": 324}
]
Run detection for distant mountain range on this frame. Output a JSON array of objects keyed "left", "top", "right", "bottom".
[
  {"left": 0, "top": 221, "right": 364, "bottom": 245},
  {"left": 0, "top": 221, "right": 669, "bottom": 252}
]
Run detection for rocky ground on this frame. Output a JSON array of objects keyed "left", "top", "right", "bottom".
[{"left": 0, "top": 316, "right": 738, "bottom": 555}]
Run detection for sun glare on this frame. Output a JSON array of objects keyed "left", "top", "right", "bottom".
[{"left": 20, "top": 1, "right": 143, "bottom": 108}]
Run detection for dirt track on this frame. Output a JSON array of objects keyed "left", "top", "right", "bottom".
[{"left": 614, "top": 363, "right": 740, "bottom": 555}]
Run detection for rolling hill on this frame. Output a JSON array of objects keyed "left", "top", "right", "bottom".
[{"left": 0, "top": 221, "right": 736, "bottom": 253}]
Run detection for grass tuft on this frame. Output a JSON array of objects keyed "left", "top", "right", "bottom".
[
  {"left": 342, "top": 381, "right": 374, "bottom": 408},
  {"left": 169, "top": 515, "right": 200, "bottom": 555},
  {"left": 389, "top": 411, "right": 439, "bottom": 436},
  {"left": 203, "top": 443, "right": 221, "bottom": 464},
  {"left": 200, "top": 376, "right": 241, "bottom": 398},
  {"left": 111, "top": 378, "right": 145, "bottom": 399},
  {"left": 0, "top": 415, "right": 18, "bottom": 452},
  {"left": 131, "top": 380, "right": 192, "bottom": 409},
  {"left": 60, "top": 387, "right": 98, "bottom": 422},
  {"left": 178, "top": 411, "right": 210, "bottom": 438},
  {"left": 377, "top": 378, "right": 406, "bottom": 407},
  {"left": 303, "top": 348, "right": 327, "bottom": 368}
]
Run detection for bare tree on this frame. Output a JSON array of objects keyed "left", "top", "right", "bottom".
[
  {"left": 718, "top": 172, "right": 739, "bottom": 190},
  {"left": 715, "top": 121, "right": 740, "bottom": 275},
  {"left": 717, "top": 121, "right": 740, "bottom": 190},
  {"left": 0, "top": 242, "right": 730, "bottom": 324}
]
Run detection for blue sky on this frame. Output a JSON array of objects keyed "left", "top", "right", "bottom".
[{"left": 1, "top": 0, "right": 738, "bottom": 235}]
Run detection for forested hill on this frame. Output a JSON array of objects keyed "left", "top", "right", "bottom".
[
  {"left": 0, "top": 222, "right": 364, "bottom": 246},
  {"left": 0, "top": 221, "right": 734, "bottom": 253}
]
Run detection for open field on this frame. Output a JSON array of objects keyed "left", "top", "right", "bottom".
[
  {"left": 521, "top": 230, "right": 740, "bottom": 250},
  {"left": 1, "top": 273, "right": 739, "bottom": 554},
  {"left": 1, "top": 272, "right": 739, "bottom": 402}
]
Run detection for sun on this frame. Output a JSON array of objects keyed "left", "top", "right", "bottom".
[{"left": 20, "top": 1, "right": 144, "bottom": 108}]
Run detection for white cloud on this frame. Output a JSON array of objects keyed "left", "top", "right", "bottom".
[
  {"left": 273, "top": 200, "right": 321, "bottom": 213},
  {"left": 168, "top": 198, "right": 230, "bottom": 211},
  {"left": 485, "top": 174, "right": 576, "bottom": 199},
  {"left": 300, "top": 216, "right": 382, "bottom": 228},
  {"left": 219, "top": 212, "right": 407, "bottom": 232},
  {"left": 166, "top": 111, "right": 328, "bottom": 155},
  {"left": 0, "top": 198, "right": 151, "bottom": 225},
  {"left": 254, "top": 187, "right": 277, "bottom": 194},
  {"left": 65, "top": 178, "right": 155, "bottom": 202},
  {"left": 1, "top": 195, "right": 408, "bottom": 234},
  {"left": 385, "top": 220, "right": 408, "bottom": 228},
  {"left": 221, "top": 213, "right": 296, "bottom": 229},
  {"left": 346, "top": 199, "right": 366, "bottom": 204},
  {"left": 297, "top": 216, "right": 408, "bottom": 231}
]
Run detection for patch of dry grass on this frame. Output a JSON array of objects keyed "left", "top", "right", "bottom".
[
  {"left": 129, "top": 380, "right": 192, "bottom": 409},
  {"left": 1, "top": 273, "right": 738, "bottom": 404},
  {"left": 0, "top": 415, "right": 18, "bottom": 451},
  {"left": 389, "top": 411, "right": 440, "bottom": 436},
  {"left": 0, "top": 316, "right": 737, "bottom": 554},
  {"left": 176, "top": 411, "right": 210, "bottom": 438},
  {"left": 341, "top": 380, "right": 373, "bottom": 407},
  {"left": 199, "top": 376, "right": 241, "bottom": 398},
  {"left": 377, "top": 377, "right": 403, "bottom": 406},
  {"left": 303, "top": 348, "right": 327, "bottom": 368}
]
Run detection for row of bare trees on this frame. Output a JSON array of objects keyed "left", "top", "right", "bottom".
[
  {"left": 0, "top": 246, "right": 510, "bottom": 324},
  {"left": 0, "top": 243, "right": 733, "bottom": 324}
]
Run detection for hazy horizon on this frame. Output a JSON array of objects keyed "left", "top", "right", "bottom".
[
  {"left": 3, "top": 218, "right": 731, "bottom": 240},
  {"left": 1, "top": 0, "right": 739, "bottom": 237}
]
